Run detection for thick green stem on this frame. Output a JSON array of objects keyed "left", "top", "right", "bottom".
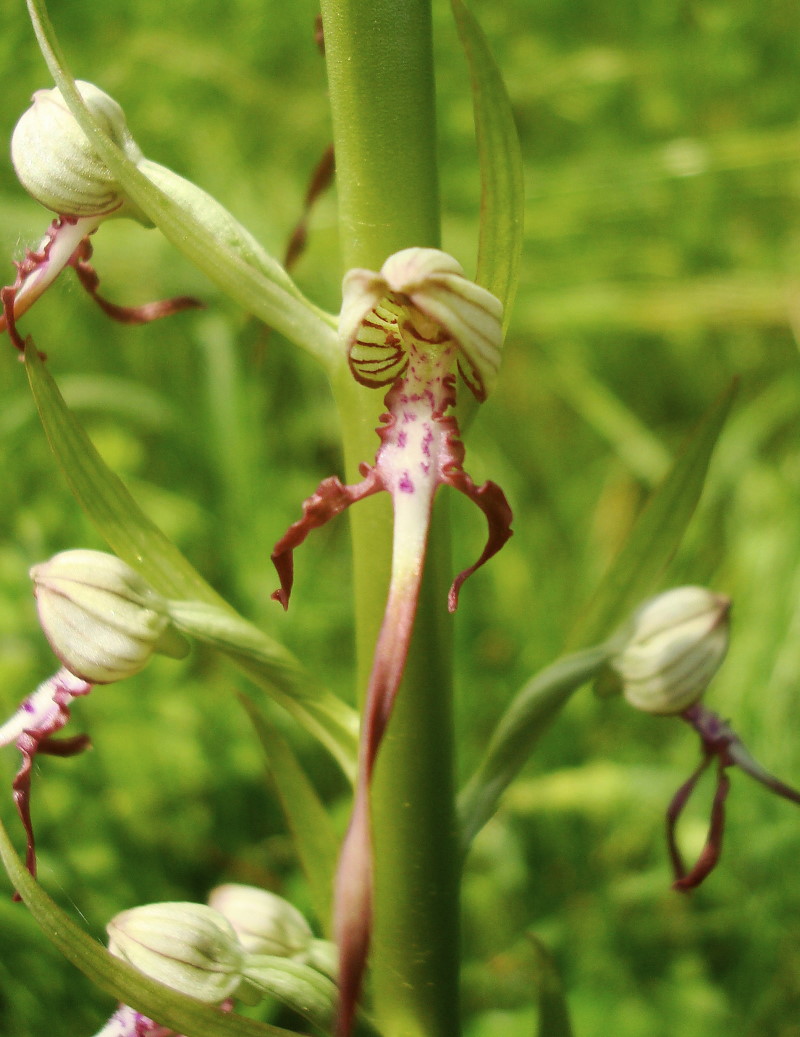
[
  {"left": 319, "top": 0, "right": 440, "bottom": 272},
  {"left": 321, "top": 1, "right": 460, "bottom": 1033},
  {"left": 370, "top": 499, "right": 460, "bottom": 1036}
]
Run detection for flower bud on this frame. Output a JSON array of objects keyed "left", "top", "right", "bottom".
[
  {"left": 107, "top": 902, "right": 246, "bottom": 1003},
  {"left": 610, "top": 586, "right": 731, "bottom": 714},
  {"left": 11, "top": 81, "right": 148, "bottom": 221},
  {"left": 30, "top": 549, "right": 188, "bottom": 684},
  {"left": 208, "top": 883, "right": 314, "bottom": 959}
]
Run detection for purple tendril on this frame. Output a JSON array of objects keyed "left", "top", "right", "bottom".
[{"left": 667, "top": 704, "right": 800, "bottom": 891}]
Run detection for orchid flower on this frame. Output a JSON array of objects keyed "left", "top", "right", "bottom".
[
  {"left": 0, "top": 551, "right": 186, "bottom": 880},
  {"left": 609, "top": 586, "right": 800, "bottom": 892},
  {"left": 1, "top": 81, "right": 200, "bottom": 352},
  {"left": 270, "top": 247, "right": 513, "bottom": 1034}
]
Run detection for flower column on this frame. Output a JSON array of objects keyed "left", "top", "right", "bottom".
[{"left": 318, "top": 0, "right": 460, "bottom": 1033}]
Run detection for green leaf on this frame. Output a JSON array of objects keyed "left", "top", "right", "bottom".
[
  {"left": 25, "top": 344, "right": 217, "bottom": 603},
  {"left": 239, "top": 694, "right": 341, "bottom": 935},
  {"left": 25, "top": 0, "right": 339, "bottom": 368},
  {"left": 24, "top": 342, "right": 358, "bottom": 780},
  {"left": 0, "top": 818, "right": 306, "bottom": 1037},
  {"left": 451, "top": 0, "right": 524, "bottom": 331},
  {"left": 567, "top": 380, "right": 737, "bottom": 649},
  {"left": 527, "top": 934, "right": 575, "bottom": 1037},
  {"left": 458, "top": 645, "right": 612, "bottom": 848}
]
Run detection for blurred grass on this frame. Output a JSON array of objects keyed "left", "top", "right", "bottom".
[{"left": 1, "top": 0, "right": 800, "bottom": 1034}]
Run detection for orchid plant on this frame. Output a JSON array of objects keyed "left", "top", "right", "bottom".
[{"left": 0, "top": 1, "right": 798, "bottom": 1036}]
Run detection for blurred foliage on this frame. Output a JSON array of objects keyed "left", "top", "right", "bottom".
[{"left": 1, "top": 0, "right": 799, "bottom": 1034}]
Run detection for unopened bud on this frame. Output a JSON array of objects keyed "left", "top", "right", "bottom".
[
  {"left": 107, "top": 902, "right": 246, "bottom": 1003},
  {"left": 610, "top": 586, "right": 731, "bottom": 714},
  {"left": 11, "top": 81, "right": 148, "bottom": 221},
  {"left": 208, "top": 883, "right": 314, "bottom": 959},
  {"left": 30, "top": 549, "right": 188, "bottom": 683}
]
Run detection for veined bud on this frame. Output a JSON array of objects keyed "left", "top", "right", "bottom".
[
  {"left": 609, "top": 586, "right": 731, "bottom": 714},
  {"left": 30, "top": 549, "right": 188, "bottom": 684},
  {"left": 11, "top": 81, "right": 148, "bottom": 221},
  {"left": 208, "top": 883, "right": 314, "bottom": 959},
  {"left": 107, "top": 902, "right": 247, "bottom": 1003}
]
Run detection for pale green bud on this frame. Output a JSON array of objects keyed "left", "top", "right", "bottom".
[
  {"left": 107, "top": 902, "right": 247, "bottom": 1003},
  {"left": 11, "top": 81, "right": 148, "bottom": 221},
  {"left": 610, "top": 586, "right": 731, "bottom": 714},
  {"left": 208, "top": 883, "right": 314, "bottom": 959},
  {"left": 30, "top": 549, "right": 188, "bottom": 684}
]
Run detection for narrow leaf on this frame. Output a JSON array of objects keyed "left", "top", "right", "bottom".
[
  {"left": 568, "top": 380, "right": 737, "bottom": 649},
  {"left": 527, "top": 934, "right": 575, "bottom": 1037},
  {"left": 0, "top": 818, "right": 305, "bottom": 1037},
  {"left": 25, "top": 0, "right": 339, "bottom": 367},
  {"left": 25, "top": 342, "right": 220, "bottom": 603},
  {"left": 24, "top": 342, "right": 357, "bottom": 779},
  {"left": 239, "top": 693, "right": 341, "bottom": 934},
  {"left": 458, "top": 645, "right": 611, "bottom": 848},
  {"left": 451, "top": 0, "right": 524, "bottom": 330}
]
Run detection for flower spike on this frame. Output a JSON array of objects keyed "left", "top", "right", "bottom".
[{"left": 271, "top": 248, "right": 512, "bottom": 1034}]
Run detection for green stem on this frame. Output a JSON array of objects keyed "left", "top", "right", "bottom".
[
  {"left": 321, "top": 1, "right": 460, "bottom": 1033},
  {"left": 319, "top": 0, "right": 440, "bottom": 271},
  {"left": 370, "top": 498, "right": 460, "bottom": 1036}
]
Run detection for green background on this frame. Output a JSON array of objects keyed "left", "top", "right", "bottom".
[{"left": 0, "top": 0, "right": 799, "bottom": 1034}]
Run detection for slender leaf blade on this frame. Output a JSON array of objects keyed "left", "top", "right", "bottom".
[
  {"left": 458, "top": 646, "right": 611, "bottom": 847},
  {"left": 0, "top": 818, "right": 305, "bottom": 1037},
  {"left": 240, "top": 694, "right": 341, "bottom": 935},
  {"left": 451, "top": 0, "right": 524, "bottom": 330},
  {"left": 568, "top": 380, "right": 737, "bottom": 649},
  {"left": 528, "top": 934, "right": 575, "bottom": 1037},
  {"left": 25, "top": 342, "right": 220, "bottom": 603}
]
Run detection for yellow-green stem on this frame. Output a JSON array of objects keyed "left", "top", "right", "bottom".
[{"left": 321, "top": 0, "right": 461, "bottom": 1032}]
